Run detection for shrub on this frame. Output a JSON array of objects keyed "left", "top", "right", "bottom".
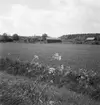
[
  {"left": 1, "top": 55, "right": 100, "bottom": 101},
  {"left": 12, "top": 34, "right": 19, "bottom": 41}
]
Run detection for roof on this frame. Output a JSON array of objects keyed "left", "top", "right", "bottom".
[
  {"left": 46, "top": 37, "right": 61, "bottom": 40},
  {"left": 86, "top": 37, "right": 95, "bottom": 40}
]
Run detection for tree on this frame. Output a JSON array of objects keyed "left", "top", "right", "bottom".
[
  {"left": 42, "top": 33, "right": 48, "bottom": 42},
  {"left": 1, "top": 33, "right": 9, "bottom": 42},
  {"left": 12, "top": 34, "right": 19, "bottom": 41}
]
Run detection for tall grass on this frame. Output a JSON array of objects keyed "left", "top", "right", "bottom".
[
  {"left": 0, "top": 74, "right": 64, "bottom": 105},
  {"left": 0, "top": 55, "right": 100, "bottom": 102}
]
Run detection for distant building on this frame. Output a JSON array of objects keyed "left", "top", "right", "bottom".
[
  {"left": 46, "top": 37, "right": 62, "bottom": 43},
  {"left": 86, "top": 37, "right": 95, "bottom": 41}
]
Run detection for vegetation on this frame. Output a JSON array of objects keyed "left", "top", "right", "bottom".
[
  {"left": 1, "top": 31, "right": 100, "bottom": 104},
  {"left": 1, "top": 32, "right": 100, "bottom": 44},
  {"left": 0, "top": 33, "right": 13, "bottom": 42},
  {"left": 61, "top": 33, "right": 100, "bottom": 44},
  {"left": 0, "top": 33, "right": 42, "bottom": 43},
  {"left": 42, "top": 33, "right": 48, "bottom": 42},
  {"left": 0, "top": 71, "right": 64, "bottom": 105},
  {"left": 1, "top": 70, "right": 98, "bottom": 105},
  {"left": 12, "top": 34, "right": 20, "bottom": 41},
  {"left": 1, "top": 54, "right": 100, "bottom": 104}
]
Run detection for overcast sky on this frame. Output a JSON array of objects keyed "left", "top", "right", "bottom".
[{"left": 0, "top": 0, "right": 100, "bottom": 37}]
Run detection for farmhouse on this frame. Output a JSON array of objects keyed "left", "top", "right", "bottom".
[
  {"left": 46, "top": 37, "right": 62, "bottom": 43},
  {"left": 86, "top": 37, "right": 95, "bottom": 41}
]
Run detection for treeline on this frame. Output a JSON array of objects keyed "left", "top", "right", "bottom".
[
  {"left": 0, "top": 33, "right": 19, "bottom": 42},
  {"left": 1, "top": 32, "right": 100, "bottom": 44},
  {"left": 60, "top": 33, "right": 100, "bottom": 44},
  {"left": 0, "top": 33, "right": 48, "bottom": 43}
]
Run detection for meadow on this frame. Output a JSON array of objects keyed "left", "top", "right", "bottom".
[
  {"left": 1, "top": 43, "right": 100, "bottom": 105},
  {"left": 0, "top": 43, "right": 100, "bottom": 72}
]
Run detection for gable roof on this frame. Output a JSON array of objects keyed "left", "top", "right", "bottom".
[
  {"left": 46, "top": 37, "right": 61, "bottom": 40},
  {"left": 86, "top": 37, "right": 95, "bottom": 40}
]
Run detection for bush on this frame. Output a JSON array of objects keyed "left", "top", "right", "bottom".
[
  {"left": 12, "top": 34, "right": 19, "bottom": 41},
  {"left": 0, "top": 33, "right": 10, "bottom": 42},
  {"left": 0, "top": 73, "right": 65, "bottom": 105},
  {"left": 1, "top": 57, "right": 100, "bottom": 101}
]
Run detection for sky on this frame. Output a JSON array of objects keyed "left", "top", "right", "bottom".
[{"left": 0, "top": 0, "right": 100, "bottom": 37}]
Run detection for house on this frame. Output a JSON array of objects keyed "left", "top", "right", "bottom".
[
  {"left": 46, "top": 37, "right": 62, "bottom": 43},
  {"left": 86, "top": 37, "right": 95, "bottom": 41}
]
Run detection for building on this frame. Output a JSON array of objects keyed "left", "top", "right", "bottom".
[
  {"left": 46, "top": 37, "right": 62, "bottom": 43},
  {"left": 86, "top": 37, "right": 95, "bottom": 41}
]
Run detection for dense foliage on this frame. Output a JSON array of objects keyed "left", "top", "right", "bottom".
[
  {"left": 0, "top": 33, "right": 13, "bottom": 42},
  {"left": 0, "top": 54, "right": 100, "bottom": 102},
  {"left": 61, "top": 33, "right": 100, "bottom": 44},
  {"left": 1, "top": 32, "right": 100, "bottom": 44},
  {"left": 42, "top": 33, "right": 48, "bottom": 43},
  {"left": 12, "top": 34, "right": 20, "bottom": 41},
  {"left": 0, "top": 33, "right": 42, "bottom": 43}
]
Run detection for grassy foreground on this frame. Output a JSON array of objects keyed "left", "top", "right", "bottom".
[{"left": 0, "top": 57, "right": 100, "bottom": 105}]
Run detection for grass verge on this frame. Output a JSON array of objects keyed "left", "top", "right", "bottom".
[{"left": 1, "top": 57, "right": 100, "bottom": 103}]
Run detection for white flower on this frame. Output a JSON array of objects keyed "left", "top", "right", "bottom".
[
  {"left": 52, "top": 53, "right": 62, "bottom": 61},
  {"left": 28, "top": 69, "right": 32, "bottom": 72},
  {"left": 59, "top": 64, "right": 64, "bottom": 71},
  {"left": 80, "top": 76, "right": 85, "bottom": 79},
  {"left": 48, "top": 67, "right": 55, "bottom": 74},
  {"left": 57, "top": 56, "right": 61, "bottom": 61},
  {"left": 50, "top": 80, "right": 53, "bottom": 83},
  {"left": 49, "top": 101, "right": 55, "bottom": 105},
  {"left": 34, "top": 55, "right": 39, "bottom": 59},
  {"left": 31, "top": 55, "right": 39, "bottom": 64}
]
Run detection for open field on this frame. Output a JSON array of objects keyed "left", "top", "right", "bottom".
[
  {"left": 1, "top": 43, "right": 100, "bottom": 104},
  {"left": 0, "top": 43, "right": 100, "bottom": 72}
]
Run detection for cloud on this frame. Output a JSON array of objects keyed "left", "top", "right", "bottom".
[
  {"left": 10, "top": 4, "right": 57, "bottom": 35},
  {"left": 81, "top": 0, "right": 100, "bottom": 7},
  {"left": 0, "top": 0, "right": 100, "bottom": 36}
]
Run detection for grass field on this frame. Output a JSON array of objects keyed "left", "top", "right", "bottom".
[
  {"left": 1, "top": 43, "right": 100, "bottom": 105},
  {"left": 0, "top": 43, "right": 100, "bottom": 72}
]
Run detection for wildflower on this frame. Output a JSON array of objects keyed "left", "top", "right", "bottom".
[
  {"left": 48, "top": 67, "right": 55, "bottom": 74},
  {"left": 64, "top": 66, "right": 72, "bottom": 76},
  {"left": 31, "top": 55, "right": 39, "bottom": 64},
  {"left": 28, "top": 69, "right": 32, "bottom": 72},
  {"left": 38, "top": 63, "right": 42, "bottom": 68},
  {"left": 59, "top": 64, "right": 64, "bottom": 72},
  {"left": 34, "top": 55, "right": 39, "bottom": 59},
  {"left": 50, "top": 80, "right": 53, "bottom": 83},
  {"left": 89, "top": 70, "right": 97, "bottom": 77},
  {"left": 52, "top": 53, "right": 62, "bottom": 61},
  {"left": 49, "top": 101, "right": 54, "bottom": 105},
  {"left": 80, "top": 75, "right": 85, "bottom": 79},
  {"left": 35, "top": 62, "right": 39, "bottom": 66},
  {"left": 61, "top": 64, "right": 64, "bottom": 69}
]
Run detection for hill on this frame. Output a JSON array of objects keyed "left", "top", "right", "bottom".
[{"left": 60, "top": 33, "right": 100, "bottom": 44}]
